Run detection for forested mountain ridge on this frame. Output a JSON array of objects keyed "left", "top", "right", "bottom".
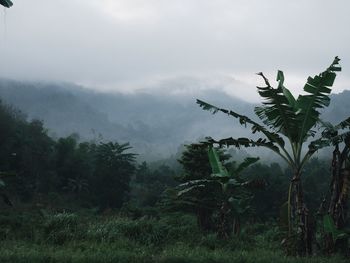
[
  {"left": 0, "top": 78, "right": 349, "bottom": 160},
  {"left": 0, "top": 79, "right": 252, "bottom": 160}
]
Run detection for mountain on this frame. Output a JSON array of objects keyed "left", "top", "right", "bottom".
[
  {"left": 0, "top": 78, "right": 349, "bottom": 161},
  {"left": 0, "top": 78, "right": 253, "bottom": 160},
  {"left": 322, "top": 90, "right": 350, "bottom": 124}
]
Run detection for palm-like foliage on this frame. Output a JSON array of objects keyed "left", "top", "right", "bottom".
[
  {"left": 313, "top": 120, "right": 350, "bottom": 251},
  {"left": 177, "top": 145, "right": 259, "bottom": 238},
  {"left": 93, "top": 142, "right": 136, "bottom": 209},
  {"left": 197, "top": 57, "right": 348, "bottom": 254},
  {"left": 169, "top": 144, "right": 230, "bottom": 232},
  {"left": 309, "top": 117, "right": 350, "bottom": 152},
  {"left": 198, "top": 57, "right": 341, "bottom": 172}
]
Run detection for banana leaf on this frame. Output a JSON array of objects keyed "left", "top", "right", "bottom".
[
  {"left": 235, "top": 157, "right": 259, "bottom": 175},
  {"left": 323, "top": 214, "right": 348, "bottom": 242},
  {"left": 296, "top": 57, "right": 341, "bottom": 143},
  {"left": 208, "top": 146, "right": 229, "bottom": 178},
  {"left": 177, "top": 185, "right": 206, "bottom": 196},
  {"left": 0, "top": 0, "right": 13, "bottom": 8}
]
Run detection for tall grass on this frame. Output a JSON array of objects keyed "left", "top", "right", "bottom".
[{"left": 0, "top": 211, "right": 348, "bottom": 263}]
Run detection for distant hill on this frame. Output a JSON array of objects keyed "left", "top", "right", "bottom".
[
  {"left": 0, "top": 79, "right": 252, "bottom": 160},
  {"left": 322, "top": 90, "right": 350, "bottom": 124},
  {"left": 0, "top": 78, "right": 349, "bottom": 161}
]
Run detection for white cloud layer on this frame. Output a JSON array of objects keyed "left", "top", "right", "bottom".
[{"left": 0, "top": 0, "right": 349, "bottom": 101}]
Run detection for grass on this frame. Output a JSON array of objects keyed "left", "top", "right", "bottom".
[
  {"left": 1, "top": 241, "right": 348, "bottom": 263},
  {"left": 0, "top": 210, "right": 348, "bottom": 263}
]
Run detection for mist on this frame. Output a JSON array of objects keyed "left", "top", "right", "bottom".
[{"left": 1, "top": 0, "right": 350, "bottom": 102}]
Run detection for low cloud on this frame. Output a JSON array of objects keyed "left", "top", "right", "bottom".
[{"left": 0, "top": 0, "right": 349, "bottom": 101}]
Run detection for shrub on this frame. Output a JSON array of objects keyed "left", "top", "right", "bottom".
[{"left": 43, "top": 212, "right": 81, "bottom": 245}]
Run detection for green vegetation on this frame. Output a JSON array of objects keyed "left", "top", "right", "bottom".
[
  {"left": 0, "top": 210, "right": 348, "bottom": 263},
  {"left": 197, "top": 57, "right": 350, "bottom": 255},
  {"left": 0, "top": 0, "right": 13, "bottom": 8},
  {"left": 177, "top": 145, "right": 259, "bottom": 238},
  {"left": 0, "top": 58, "right": 350, "bottom": 261}
]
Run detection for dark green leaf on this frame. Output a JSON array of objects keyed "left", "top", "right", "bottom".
[
  {"left": 296, "top": 57, "right": 341, "bottom": 143},
  {"left": 235, "top": 157, "right": 259, "bottom": 175},
  {"left": 208, "top": 146, "right": 229, "bottom": 177},
  {"left": 323, "top": 214, "right": 348, "bottom": 242},
  {"left": 255, "top": 72, "right": 299, "bottom": 141},
  {"left": 0, "top": 0, "right": 13, "bottom": 8},
  {"left": 204, "top": 136, "right": 280, "bottom": 153},
  {"left": 197, "top": 99, "right": 285, "bottom": 148}
]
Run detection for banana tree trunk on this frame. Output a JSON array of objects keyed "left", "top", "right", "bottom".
[
  {"left": 328, "top": 146, "right": 341, "bottom": 219},
  {"left": 325, "top": 143, "right": 350, "bottom": 253},
  {"left": 217, "top": 201, "right": 230, "bottom": 239},
  {"left": 233, "top": 217, "right": 241, "bottom": 235},
  {"left": 331, "top": 153, "right": 349, "bottom": 228},
  {"left": 290, "top": 171, "right": 312, "bottom": 256},
  {"left": 196, "top": 208, "right": 213, "bottom": 232}
]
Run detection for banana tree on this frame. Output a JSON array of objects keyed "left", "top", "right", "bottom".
[
  {"left": 197, "top": 57, "right": 345, "bottom": 255},
  {"left": 208, "top": 146, "right": 260, "bottom": 237},
  {"left": 177, "top": 145, "right": 259, "bottom": 238},
  {"left": 313, "top": 118, "right": 350, "bottom": 252},
  {"left": 0, "top": 0, "right": 13, "bottom": 8},
  {"left": 175, "top": 143, "right": 230, "bottom": 232}
]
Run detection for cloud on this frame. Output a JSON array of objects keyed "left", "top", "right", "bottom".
[
  {"left": 86, "top": 0, "right": 161, "bottom": 24},
  {"left": 0, "top": 0, "right": 349, "bottom": 101}
]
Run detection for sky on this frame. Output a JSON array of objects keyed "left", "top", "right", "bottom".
[{"left": 0, "top": 0, "right": 350, "bottom": 102}]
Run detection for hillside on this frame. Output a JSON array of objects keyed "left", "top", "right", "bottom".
[
  {"left": 0, "top": 78, "right": 349, "bottom": 160},
  {"left": 0, "top": 79, "right": 252, "bottom": 159}
]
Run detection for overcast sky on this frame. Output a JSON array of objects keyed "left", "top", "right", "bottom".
[{"left": 0, "top": 0, "right": 349, "bottom": 102}]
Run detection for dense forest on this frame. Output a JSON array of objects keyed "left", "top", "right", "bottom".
[{"left": 0, "top": 58, "right": 349, "bottom": 262}]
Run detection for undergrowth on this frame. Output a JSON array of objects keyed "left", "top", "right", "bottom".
[{"left": 0, "top": 210, "right": 348, "bottom": 263}]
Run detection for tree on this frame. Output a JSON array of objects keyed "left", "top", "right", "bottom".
[
  {"left": 0, "top": 100, "right": 26, "bottom": 173},
  {"left": 0, "top": 101, "right": 56, "bottom": 200},
  {"left": 241, "top": 162, "right": 288, "bottom": 220},
  {"left": 177, "top": 145, "right": 259, "bottom": 238},
  {"left": 175, "top": 143, "right": 230, "bottom": 232},
  {"left": 91, "top": 142, "right": 136, "bottom": 209},
  {"left": 64, "top": 141, "right": 92, "bottom": 197},
  {"left": 55, "top": 135, "right": 79, "bottom": 190},
  {"left": 197, "top": 57, "right": 347, "bottom": 255},
  {"left": 54, "top": 135, "right": 95, "bottom": 197},
  {"left": 313, "top": 119, "right": 350, "bottom": 253},
  {"left": 19, "top": 120, "right": 56, "bottom": 195},
  {"left": 131, "top": 162, "right": 176, "bottom": 207}
]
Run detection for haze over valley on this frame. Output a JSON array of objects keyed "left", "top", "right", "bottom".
[{"left": 0, "top": 78, "right": 349, "bottom": 162}]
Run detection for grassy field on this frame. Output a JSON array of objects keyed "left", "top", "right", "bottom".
[
  {"left": 1, "top": 242, "right": 348, "bottom": 263},
  {"left": 0, "top": 210, "right": 348, "bottom": 263}
]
